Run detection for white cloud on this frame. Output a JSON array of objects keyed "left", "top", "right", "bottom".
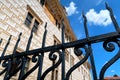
[
  {"left": 85, "top": 9, "right": 112, "bottom": 26},
  {"left": 65, "top": 2, "right": 78, "bottom": 16},
  {"left": 96, "top": 0, "right": 103, "bottom": 5},
  {"left": 111, "top": 70, "right": 115, "bottom": 73}
]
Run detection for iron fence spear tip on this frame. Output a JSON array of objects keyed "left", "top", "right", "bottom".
[
  {"left": 62, "top": 18, "right": 64, "bottom": 21},
  {"left": 44, "top": 22, "right": 47, "bottom": 29},
  {"left": 82, "top": 10, "right": 84, "bottom": 17},
  {"left": 0, "top": 38, "right": 3, "bottom": 44},
  {"left": 82, "top": 11, "right": 87, "bottom": 22},
  {"left": 105, "top": 2, "right": 108, "bottom": 8},
  {"left": 20, "top": 32, "right": 22, "bottom": 36},
  {"left": 62, "top": 18, "right": 64, "bottom": 24},
  {"left": 105, "top": 2, "right": 111, "bottom": 11},
  {"left": 10, "top": 35, "right": 12, "bottom": 38}
]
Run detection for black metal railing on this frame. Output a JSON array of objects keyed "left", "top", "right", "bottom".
[{"left": 0, "top": 3, "right": 120, "bottom": 80}]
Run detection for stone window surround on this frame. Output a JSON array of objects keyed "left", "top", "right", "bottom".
[{"left": 24, "top": 5, "right": 43, "bottom": 32}]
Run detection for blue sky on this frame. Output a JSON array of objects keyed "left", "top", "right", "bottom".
[{"left": 60, "top": 0, "right": 120, "bottom": 79}]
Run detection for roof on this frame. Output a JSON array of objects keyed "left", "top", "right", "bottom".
[
  {"left": 104, "top": 76, "right": 120, "bottom": 80},
  {"left": 45, "top": 0, "right": 77, "bottom": 41}
]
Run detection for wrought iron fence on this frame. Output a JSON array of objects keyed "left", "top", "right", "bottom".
[{"left": 0, "top": 3, "right": 120, "bottom": 80}]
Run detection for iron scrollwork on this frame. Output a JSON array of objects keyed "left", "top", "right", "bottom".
[
  {"left": 100, "top": 38, "right": 120, "bottom": 80},
  {"left": 99, "top": 3, "right": 120, "bottom": 80},
  {"left": 21, "top": 54, "right": 40, "bottom": 79},
  {"left": 41, "top": 50, "right": 62, "bottom": 80},
  {"left": 0, "top": 35, "right": 12, "bottom": 76},
  {"left": 0, "top": 3, "right": 120, "bottom": 80},
  {"left": 1, "top": 33, "right": 22, "bottom": 80},
  {"left": 65, "top": 45, "right": 89, "bottom": 80}
]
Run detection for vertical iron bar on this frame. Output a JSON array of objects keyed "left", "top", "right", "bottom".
[
  {"left": 1, "top": 35, "right": 12, "bottom": 57},
  {"left": 51, "top": 61, "right": 55, "bottom": 80},
  {"left": 4, "top": 60, "right": 12, "bottom": 80},
  {"left": 40, "top": 0, "right": 45, "bottom": 6},
  {"left": 4, "top": 33, "right": 22, "bottom": 80},
  {"left": 0, "top": 35, "right": 11, "bottom": 78},
  {"left": 83, "top": 12, "right": 89, "bottom": 38},
  {"left": 0, "top": 38, "right": 2, "bottom": 44},
  {"left": 19, "top": 28, "right": 34, "bottom": 80},
  {"left": 83, "top": 13, "right": 97, "bottom": 80},
  {"left": 12, "top": 33, "right": 22, "bottom": 56},
  {"left": 61, "top": 19, "right": 65, "bottom": 80},
  {"left": 38, "top": 22, "right": 47, "bottom": 80},
  {"left": 105, "top": 3, "right": 120, "bottom": 33},
  {"left": 89, "top": 46, "right": 97, "bottom": 80}
]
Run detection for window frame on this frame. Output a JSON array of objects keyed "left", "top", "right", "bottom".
[
  {"left": 24, "top": 5, "right": 43, "bottom": 33},
  {"left": 24, "top": 12, "right": 33, "bottom": 27},
  {"left": 70, "top": 55, "right": 74, "bottom": 66},
  {"left": 33, "top": 20, "right": 39, "bottom": 32},
  {"left": 65, "top": 50, "right": 69, "bottom": 62}
]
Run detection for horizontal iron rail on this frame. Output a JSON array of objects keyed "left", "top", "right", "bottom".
[{"left": 0, "top": 31, "right": 120, "bottom": 60}]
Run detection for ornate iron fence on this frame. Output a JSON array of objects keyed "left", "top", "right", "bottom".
[{"left": 0, "top": 3, "right": 120, "bottom": 80}]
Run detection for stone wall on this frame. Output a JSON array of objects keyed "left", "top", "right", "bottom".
[{"left": 0, "top": 0, "right": 91, "bottom": 80}]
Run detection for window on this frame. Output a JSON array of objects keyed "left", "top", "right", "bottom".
[
  {"left": 11, "top": 62, "right": 18, "bottom": 76},
  {"left": 69, "top": 37, "right": 71, "bottom": 42},
  {"left": 65, "top": 50, "right": 69, "bottom": 62},
  {"left": 52, "top": 36, "right": 60, "bottom": 80},
  {"left": 78, "top": 56, "right": 82, "bottom": 60},
  {"left": 10, "top": 51, "right": 21, "bottom": 76},
  {"left": 53, "top": 35, "right": 61, "bottom": 45},
  {"left": 55, "top": 19, "right": 58, "bottom": 26},
  {"left": 24, "top": 58, "right": 30, "bottom": 74},
  {"left": 10, "top": 55, "right": 30, "bottom": 76},
  {"left": 24, "top": 12, "right": 33, "bottom": 27},
  {"left": 40, "top": 0, "right": 44, "bottom": 6},
  {"left": 25, "top": 12, "right": 39, "bottom": 33},
  {"left": 10, "top": 51, "right": 19, "bottom": 76},
  {"left": 51, "top": 69, "right": 58, "bottom": 80},
  {"left": 55, "top": 19, "right": 61, "bottom": 30},
  {"left": 0, "top": 38, "right": 2, "bottom": 45},
  {"left": 55, "top": 70, "right": 58, "bottom": 80},
  {"left": 33, "top": 20, "right": 39, "bottom": 32},
  {"left": 56, "top": 22, "right": 60, "bottom": 30},
  {"left": 54, "top": 40, "right": 57, "bottom": 45},
  {"left": 37, "top": 0, "right": 40, "bottom": 2},
  {"left": 70, "top": 55, "right": 74, "bottom": 66},
  {"left": 65, "top": 33, "right": 69, "bottom": 42},
  {"left": 24, "top": 5, "right": 43, "bottom": 33}
]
